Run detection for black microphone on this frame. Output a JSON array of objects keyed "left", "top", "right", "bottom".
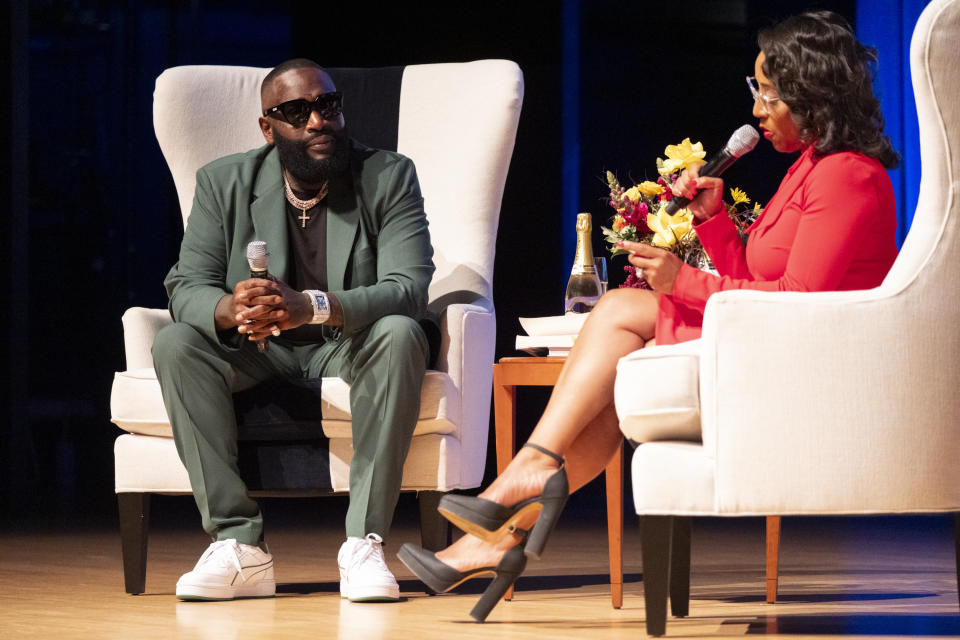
[
  {"left": 246, "top": 240, "right": 270, "bottom": 353},
  {"left": 665, "top": 124, "right": 760, "bottom": 215}
]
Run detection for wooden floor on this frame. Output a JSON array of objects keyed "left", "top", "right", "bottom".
[{"left": 1, "top": 513, "right": 958, "bottom": 639}]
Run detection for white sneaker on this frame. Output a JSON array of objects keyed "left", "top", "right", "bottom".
[
  {"left": 176, "top": 539, "right": 275, "bottom": 601},
  {"left": 337, "top": 533, "right": 400, "bottom": 602}
]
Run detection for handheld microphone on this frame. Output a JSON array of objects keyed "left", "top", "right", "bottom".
[
  {"left": 246, "top": 240, "right": 270, "bottom": 353},
  {"left": 665, "top": 124, "right": 760, "bottom": 215}
]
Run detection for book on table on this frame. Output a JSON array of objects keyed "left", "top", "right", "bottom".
[{"left": 515, "top": 313, "right": 588, "bottom": 356}]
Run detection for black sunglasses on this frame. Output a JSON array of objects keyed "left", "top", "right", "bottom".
[{"left": 263, "top": 92, "right": 343, "bottom": 127}]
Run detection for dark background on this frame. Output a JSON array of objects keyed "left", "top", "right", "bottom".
[{"left": 2, "top": 0, "right": 857, "bottom": 531}]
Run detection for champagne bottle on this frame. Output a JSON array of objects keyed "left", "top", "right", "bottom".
[{"left": 564, "top": 213, "right": 602, "bottom": 313}]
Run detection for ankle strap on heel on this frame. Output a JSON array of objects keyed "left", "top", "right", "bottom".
[{"left": 522, "top": 442, "right": 564, "bottom": 466}]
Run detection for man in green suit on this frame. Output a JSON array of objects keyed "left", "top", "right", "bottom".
[{"left": 152, "top": 59, "right": 434, "bottom": 602}]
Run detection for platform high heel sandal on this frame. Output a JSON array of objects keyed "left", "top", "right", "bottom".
[
  {"left": 397, "top": 532, "right": 528, "bottom": 623},
  {"left": 438, "top": 442, "right": 568, "bottom": 560}
]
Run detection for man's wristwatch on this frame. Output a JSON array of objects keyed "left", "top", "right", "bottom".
[{"left": 303, "top": 290, "right": 331, "bottom": 324}]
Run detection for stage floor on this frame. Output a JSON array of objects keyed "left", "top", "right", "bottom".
[{"left": 1, "top": 506, "right": 958, "bottom": 639}]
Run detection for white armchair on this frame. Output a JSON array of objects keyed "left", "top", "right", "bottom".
[
  {"left": 110, "top": 60, "right": 523, "bottom": 594},
  {"left": 615, "top": 0, "right": 960, "bottom": 635}
]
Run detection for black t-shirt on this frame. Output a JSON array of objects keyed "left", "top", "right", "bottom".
[{"left": 280, "top": 197, "right": 328, "bottom": 344}]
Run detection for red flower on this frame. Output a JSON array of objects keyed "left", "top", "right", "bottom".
[
  {"left": 623, "top": 202, "right": 649, "bottom": 229},
  {"left": 620, "top": 265, "right": 650, "bottom": 290}
]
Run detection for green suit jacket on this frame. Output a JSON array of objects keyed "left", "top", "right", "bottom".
[{"left": 164, "top": 142, "right": 435, "bottom": 346}]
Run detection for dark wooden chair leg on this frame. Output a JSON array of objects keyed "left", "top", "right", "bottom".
[
  {"left": 670, "top": 516, "right": 691, "bottom": 618},
  {"left": 417, "top": 490, "right": 450, "bottom": 552},
  {"left": 117, "top": 492, "right": 151, "bottom": 595},
  {"left": 954, "top": 513, "right": 959, "bottom": 611},
  {"left": 641, "top": 515, "right": 673, "bottom": 637},
  {"left": 766, "top": 515, "right": 781, "bottom": 603}
]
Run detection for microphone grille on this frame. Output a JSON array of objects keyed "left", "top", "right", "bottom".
[
  {"left": 727, "top": 125, "right": 760, "bottom": 157},
  {"left": 246, "top": 240, "right": 269, "bottom": 270}
]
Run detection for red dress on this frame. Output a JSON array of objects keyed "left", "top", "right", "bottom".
[{"left": 655, "top": 146, "right": 899, "bottom": 345}]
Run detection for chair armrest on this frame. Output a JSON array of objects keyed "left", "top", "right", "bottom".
[
  {"left": 615, "top": 340, "right": 702, "bottom": 443},
  {"left": 121, "top": 307, "right": 173, "bottom": 370},
  {"left": 436, "top": 302, "right": 496, "bottom": 488},
  {"left": 698, "top": 287, "right": 960, "bottom": 513}
]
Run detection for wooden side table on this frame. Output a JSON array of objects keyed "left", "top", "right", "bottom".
[{"left": 492, "top": 356, "right": 624, "bottom": 608}]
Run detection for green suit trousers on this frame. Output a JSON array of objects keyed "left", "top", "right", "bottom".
[{"left": 153, "top": 314, "right": 428, "bottom": 546}]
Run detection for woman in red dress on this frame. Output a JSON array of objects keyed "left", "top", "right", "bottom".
[{"left": 399, "top": 10, "right": 900, "bottom": 620}]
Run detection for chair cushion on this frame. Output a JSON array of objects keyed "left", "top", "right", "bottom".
[
  {"left": 614, "top": 340, "right": 701, "bottom": 443},
  {"left": 111, "top": 367, "right": 459, "bottom": 439},
  {"left": 115, "top": 431, "right": 466, "bottom": 494},
  {"left": 328, "top": 432, "right": 463, "bottom": 491}
]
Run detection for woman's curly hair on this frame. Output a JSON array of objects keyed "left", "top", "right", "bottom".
[{"left": 758, "top": 11, "right": 899, "bottom": 169}]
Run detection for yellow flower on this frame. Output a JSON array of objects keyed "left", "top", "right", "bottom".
[
  {"left": 637, "top": 181, "right": 665, "bottom": 196},
  {"left": 646, "top": 204, "right": 693, "bottom": 248},
  {"left": 730, "top": 187, "right": 750, "bottom": 205},
  {"left": 754, "top": 201, "right": 762, "bottom": 212},
  {"left": 624, "top": 186, "right": 641, "bottom": 204},
  {"left": 659, "top": 138, "right": 706, "bottom": 175},
  {"left": 612, "top": 215, "right": 627, "bottom": 232}
]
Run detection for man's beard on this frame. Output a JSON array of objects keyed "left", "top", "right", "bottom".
[{"left": 273, "top": 126, "right": 350, "bottom": 186}]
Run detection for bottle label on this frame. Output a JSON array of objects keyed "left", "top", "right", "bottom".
[{"left": 570, "top": 264, "right": 598, "bottom": 276}]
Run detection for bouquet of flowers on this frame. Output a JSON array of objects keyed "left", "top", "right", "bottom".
[{"left": 601, "top": 138, "right": 761, "bottom": 288}]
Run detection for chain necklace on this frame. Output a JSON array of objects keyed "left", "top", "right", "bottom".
[{"left": 284, "top": 178, "right": 328, "bottom": 228}]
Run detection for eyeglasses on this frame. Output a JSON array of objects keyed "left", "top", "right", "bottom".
[
  {"left": 263, "top": 91, "right": 343, "bottom": 127},
  {"left": 746, "top": 76, "right": 781, "bottom": 114}
]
